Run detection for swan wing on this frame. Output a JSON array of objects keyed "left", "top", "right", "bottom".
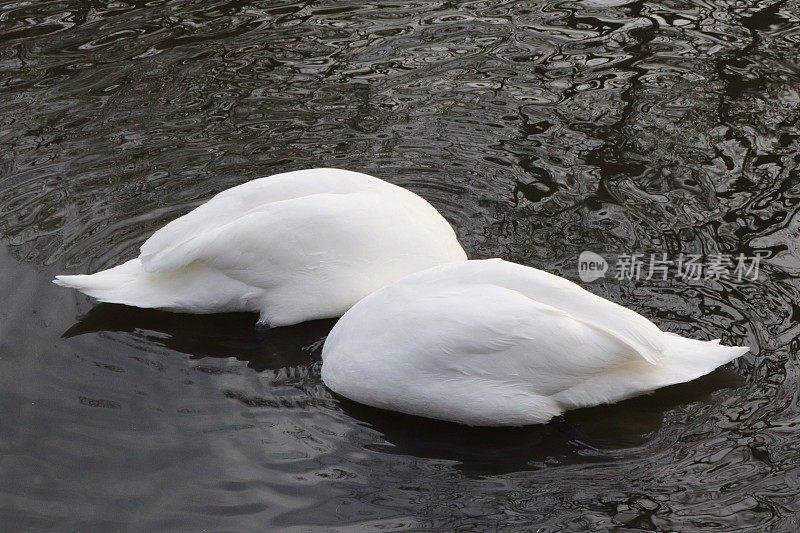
[
  {"left": 373, "top": 284, "right": 651, "bottom": 395},
  {"left": 139, "top": 168, "right": 389, "bottom": 272},
  {"left": 136, "top": 191, "right": 463, "bottom": 297},
  {"left": 401, "top": 259, "right": 668, "bottom": 364}
]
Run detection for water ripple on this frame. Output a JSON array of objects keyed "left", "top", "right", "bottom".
[{"left": 1, "top": 0, "right": 799, "bottom": 530}]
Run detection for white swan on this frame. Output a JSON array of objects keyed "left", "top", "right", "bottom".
[
  {"left": 321, "top": 259, "right": 749, "bottom": 426},
  {"left": 54, "top": 168, "right": 467, "bottom": 326}
]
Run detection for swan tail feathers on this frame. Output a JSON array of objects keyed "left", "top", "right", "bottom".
[
  {"left": 53, "top": 258, "right": 163, "bottom": 308},
  {"left": 553, "top": 334, "right": 748, "bottom": 412},
  {"left": 658, "top": 334, "right": 749, "bottom": 384}
]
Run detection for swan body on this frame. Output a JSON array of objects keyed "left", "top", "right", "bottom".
[
  {"left": 321, "top": 259, "right": 749, "bottom": 426},
  {"left": 54, "top": 169, "right": 467, "bottom": 326}
]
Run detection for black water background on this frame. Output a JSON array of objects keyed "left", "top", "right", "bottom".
[{"left": 1, "top": 0, "right": 799, "bottom": 530}]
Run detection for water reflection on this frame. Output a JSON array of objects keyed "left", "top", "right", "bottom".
[
  {"left": 64, "top": 304, "right": 335, "bottom": 371},
  {"left": 1, "top": 0, "right": 799, "bottom": 529}
]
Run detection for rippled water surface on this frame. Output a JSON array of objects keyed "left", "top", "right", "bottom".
[{"left": 2, "top": 0, "right": 799, "bottom": 530}]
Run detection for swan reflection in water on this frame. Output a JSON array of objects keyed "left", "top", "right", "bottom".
[
  {"left": 63, "top": 304, "right": 744, "bottom": 475},
  {"left": 64, "top": 303, "right": 336, "bottom": 371}
]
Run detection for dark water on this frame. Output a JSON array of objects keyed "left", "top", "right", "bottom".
[{"left": 1, "top": 0, "right": 799, "bottom": 530}]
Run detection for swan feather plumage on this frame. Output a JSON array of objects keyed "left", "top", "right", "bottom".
[
  {"left": 321, "top": 259, "right": 749, "bottom": 426},
  {"left": 54, "top": 168, "right": 467, "bottom": 326}
]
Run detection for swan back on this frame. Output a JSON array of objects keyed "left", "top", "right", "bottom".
[
  {"left": 375, "top": 259, "right": 668, "bottom": 363},
  {"left": 140, "top": 168, "right": 455, "bottom": 273}
]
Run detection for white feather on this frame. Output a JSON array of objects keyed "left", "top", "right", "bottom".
[
  {"left": 321, "top": 259, "right": 749, "bottom": 426},
  {"left": 54, "top": 168, "right": 467, "bottom": 326}
]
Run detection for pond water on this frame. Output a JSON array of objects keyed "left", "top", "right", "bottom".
[{"left": 1, "top": 0, "right": 799, "bottom": 530}]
